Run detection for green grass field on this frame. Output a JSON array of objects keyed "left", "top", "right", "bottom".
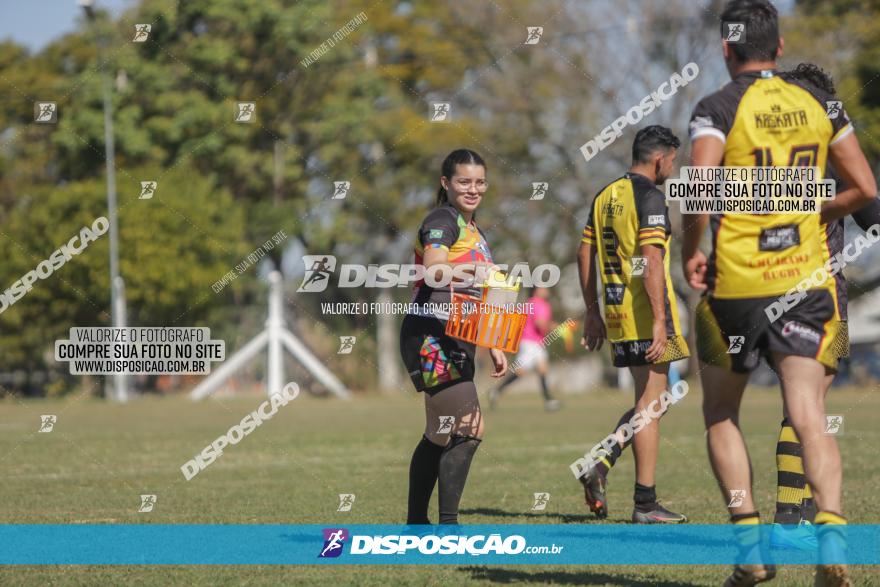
[{"left": 2, "top": 383, "right": 879, "bottom": 586}]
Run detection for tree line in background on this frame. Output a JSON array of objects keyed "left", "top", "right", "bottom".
[{"left": 0, "top": 0, "right": 877, "bottom": 395}]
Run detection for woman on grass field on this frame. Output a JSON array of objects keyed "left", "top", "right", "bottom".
[{"left": 399, "top": 148, "right": 507, "bottom": 525}]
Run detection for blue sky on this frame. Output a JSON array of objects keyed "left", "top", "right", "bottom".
[
  {"left": 0, "top": 0, "right": 134, "bottom": 51},
  {"left": 1, "top": 0, "right": 797, "bottom": 53}
]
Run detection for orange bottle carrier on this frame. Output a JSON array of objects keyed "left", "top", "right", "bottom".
[{"left": 444, "top": 271, "right": 527, "bottom": 353}]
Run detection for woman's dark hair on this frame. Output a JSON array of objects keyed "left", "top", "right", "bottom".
[{"left": 437, "top": 149, "right": 487, "bottom": 206}]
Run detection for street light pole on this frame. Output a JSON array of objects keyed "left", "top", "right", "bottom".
[{"left": 79, "top": 0, "right": 128, "bottom": 402}]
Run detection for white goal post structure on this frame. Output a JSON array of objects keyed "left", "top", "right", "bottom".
[{"left": 189, "top": 271, "right": 350, "bottom": 400}]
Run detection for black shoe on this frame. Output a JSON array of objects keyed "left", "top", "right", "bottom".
[
  {"left": 632, "top": 501, "right": 687, "bottom": 524},
  {"left": 578, "top": 467, "right": 608, "bottom": 519}
]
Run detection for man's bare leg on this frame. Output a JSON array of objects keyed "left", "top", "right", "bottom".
[
  {"left": 700, "top": 363, "right": 753, "bottom": 513},
  {"left": 629, "top": 363, "right": 668, "bottom": 487},
  {"left": 773, "top": 353, "right": 849, "bottom": 585},
  {"left": 625, "top": 362, "right": 686, "bottom": 522},
  {"left": 701, "top": 362, "right": 775, "bottom": 585},
  {"left": 579, "top": 362, "right": 685, "bottom": 522}
]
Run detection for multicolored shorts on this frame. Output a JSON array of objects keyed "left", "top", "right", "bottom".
[{"left": 400, "top": 314, "right": 476, "bottom": 395}]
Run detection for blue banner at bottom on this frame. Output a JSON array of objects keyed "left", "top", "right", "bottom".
[{"left": 0, "top": 524, "right": 876, "bottom": 565}]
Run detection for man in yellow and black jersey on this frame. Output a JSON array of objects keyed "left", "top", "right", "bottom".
[
  {"left": 681, "top": 2, "right": 877, "bottom": 585},
  {"left": 581, "top": 152, "right": 690, "bottom": 368},
  {"left": 687, "top": 65, "right": 853, "bottom": 373},
  {"left": 576, "top": 126, "right": 689, "bottom": 524},
  {"left": 767, "top": 61, "right": 880, "bottom": 553}
]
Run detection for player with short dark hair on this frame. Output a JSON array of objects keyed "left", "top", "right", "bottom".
[
  {"left": 721, "top": 0, "right": 780, "bottom": 63},
  {"left": 683, "top": 2, "right": 877, "bottom": 584},
  {"left": 576, "top": 125, "right": 689, "bottom": 524},
  {"left": 631, "top": 125, "right": 682, "bottom": 165}
]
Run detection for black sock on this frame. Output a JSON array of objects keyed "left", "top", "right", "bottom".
[
  {"left": 407, "top": 435, "right": 444, "bottom": 524},
  {"left": 438, "top": 435, "right": 481, "bottom": 524},
  {"left": 496, "top": 372, "right": 518, "bottom": 394},
  {"left": 801, "top": 498, "right": 817, "bottom": 523},
  {"left": 595, "top": 408, "right": 634, "bottom": 476},
  {"left": 731, "top": 511, "right": 760, "bottom": 523},
  {"left": 539, "top": 374, "right": 551, "bottom": 401},
  {"left": 634, "top": 483, "right": 657, "bottom": 508}
]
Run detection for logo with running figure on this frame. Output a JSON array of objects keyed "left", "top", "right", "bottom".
[
  {"left": 430, "top": 102, "right": 451, "bottom": 122},
  {"left": 728, "top": 489, "right": 746, "bottom": 508},
  {"left": 319, "top": 528, "right": 349, "bottom": 558},
  {"left": 138, "top": 494, "right": 157, "bottom": 513},
  {"left": 727, "top": 336, "right": 745, "bottom": 354},
  {"left": 337, "top": 336, "right": 356, "bottom": 354},
  {"left": 723, "top": 22, "right": 745, "bottom": 43},
  {"left": 530, "top": 182, "right": 549, "bottom": 200},
  {"left": 825, "top": 101, "right": 844, "bottom": 120},
  {"left": 133, "top": 24, "right": 151, "bottom": 42},
  {"left": 629, "top": 257, "right": 647, "bottom": 276},
  {"left": 337, "top": 494, "right": 356, "bottom": 512},
  {"left": 531, "top": 492, "right": 550, "bottom": 511},
  {"left": 437, "top": 416, "right": 456, "bottom": 434},
  {"left": 234, "top": 102, "right": 256, "bottom": 123},
  {"left": 298, "top": 255, "right": 337, "bottom": 292},
  {"left": 331, "top": 181, "right": 350, "bottom": 200},
  {"left": 34, "top": 102, "right": 57, "bottom": 123},
  {"left": 39, "top": 415, "right": 57, "bottom": 433},
  {"left": 139, "top": 181, "right": 157, "bottom": 200},
  {"left": 824, "top": 415, "right": 844, "bottom": 435},
  {"left": 525, "top": 27, "right": 543, "bottom": 45}
]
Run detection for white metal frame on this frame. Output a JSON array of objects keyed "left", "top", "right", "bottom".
[{"left": 190, "top": 271, "right": 350, "bottom": 400}]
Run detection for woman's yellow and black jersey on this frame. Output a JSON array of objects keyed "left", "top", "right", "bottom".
[
  {"left": 410, "top": 203, "right": 492, "bottom": 320},
  {"left": 581, "top": 172, "right": 686, "bottom": 345},
  {"left": 688, "top": 69, "right": 854, "bottom": 299}
]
